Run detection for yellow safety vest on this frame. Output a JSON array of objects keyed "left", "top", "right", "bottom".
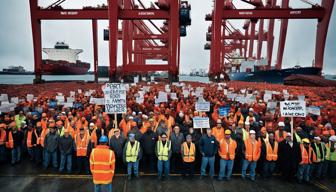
[
  {"left": 126, "top": 141, "right": 140, "bottom": 163},
  {"left": 157, "top": 140, "right": 171, "bottom": 161}
]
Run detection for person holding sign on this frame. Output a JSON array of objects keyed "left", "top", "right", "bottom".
[
  {"left": 156, "top": 133, "right": 172, "bottom": 180},
  {"left": 242, "top": 130, "right": 261, "bottom": 181},
  {"left": 263, "top": 133, "right": 278, "bottom": 178},
  {"left": 181, "top": 134, "right": 196, "bottom": 178},
  {"left": 218, "top": 130, "right": 237, "bottom": 181}
]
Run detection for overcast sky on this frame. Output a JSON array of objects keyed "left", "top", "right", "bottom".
[{"left": 0, "top": 0, "right": 335, "bottom": 74}]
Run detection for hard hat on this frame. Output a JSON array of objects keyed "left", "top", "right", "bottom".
[
  {"left": 329, "top": 136, "right": 336, "bottom": 142},
  {"left": 278, "top": 122, "right": 285, "bottom": 127},
  {"left": 302, "top": 138, "right": 310, "bottom": 144},
  {"left": 225, "top": 129, "right": 232, "bottom": 135},
  {"left": 217, "top": 119, "right": 222, "bottom": 124},
  {"left": 249, "top": 130, "right": 256, "bottom": 134},
  {"left": 64, "top": 129, "right": 69, "bottom": 133},
  {"left": 314, "top": 136, "right": 321, "bottom": 141},
  {"left": 89, "top": 122, "right": 95, "bottom": 127},
  {"left": 99, "top": 136, "right": 108, "bottom": 143}
]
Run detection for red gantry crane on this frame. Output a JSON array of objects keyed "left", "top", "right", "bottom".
[
  {"left": 29, "top": 0, "right": 191, "bottom": 83},
  {"left": 205, "top": 0, "right": 335, "bottom": 81}
]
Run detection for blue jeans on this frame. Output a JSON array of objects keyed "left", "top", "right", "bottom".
[
  {"left": 44, "top": 150, "right": 58, "bottom": 169},
  {"left": 127, "top": 161, "right": 139, "bottom": 176},
  {"left": 94, "top": 183, "right": 112, "bottom": 192},
  {"left": 59, "top": 153, "right": 72, "bottom": 172},
  {"left": 200, "top": 156, "right": 215, "bottom": 177},
  {"left": 157, "top": 160, "right": 170, "bottom": 177},
  {"left": 263, "top": 161, "right": 276, "bottom": 178},
  {"left": 11, "top": 146, "right": 21, "bottom": 164},
  {"left": 28, "top": 148, "right": 34, "bottom": 160},
  {"left": 242, "top": 159, "right": 257, "bottom": 179},
  {"left": 219, "top": 159, "right": 234, "bottom": 179},
  {"left": 297, "top": 164, "right": 311, "bottom": 182}
]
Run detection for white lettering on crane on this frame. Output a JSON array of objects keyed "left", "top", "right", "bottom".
[
  {"left": 138, "top": 11, "right": 155, "bottom": 16},
  {"left": 239, "top": 11, "right": 253, "bottom": 15},
  {"left": 290, "top": 11, "right": 302, "bottom": 15},
  {"left": 60, "top": 11, "right": 78, "bottom": 15}
]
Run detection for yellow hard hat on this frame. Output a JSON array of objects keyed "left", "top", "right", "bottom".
[
  {"left": 225, "top": 129, "right": 232, "bottom": 135},
  {"left": 302, "top": 138, "right": 310, "bottom": 144}
]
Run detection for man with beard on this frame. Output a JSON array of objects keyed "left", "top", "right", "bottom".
[{"left": 278, "top": 132, "right": 301, "bottom": 182}]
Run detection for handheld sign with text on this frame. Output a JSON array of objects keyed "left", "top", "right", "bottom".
[
  {"left": 104, "top": 83, "right": 127, "bottom": 114},
  {"left": 193, "top": 117, "right": 210, "bottom": 128},
  {"left": 280, "top": 100, "right": 306, "bottom": 117},
  {"left": 219, "top": 106, "right": 230, "bottom": 116},
  {"left": 195, "top": 101, "right": 210, "bottom": 112}
]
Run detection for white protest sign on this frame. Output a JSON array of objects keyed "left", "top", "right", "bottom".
[
  {"left": 63, "top": 103, "right": 73, "bottom": 108},
  {"left": 136, "top": 97, "right": 144, "bottom": 104},
  {"left": 134, "top": 76, "right": 139, "bottom": 83},
  {"left": 170, "top": 93, "right": 177, "bottom": 100},
  {"left": 280, "top": 100, "right": 306, "bottom": 117},
  {"left": 94, "top": 98, "right": 105, "bottom": 105},
  {"left": 0, "top": 94, "right": 9, "bottom": 102},
  {"left": 104, "top": 83, "right": 127, "bottom": 114},
  {"left": 66, "top": 97, "right": 75, "bottom": 103},
  {"left": 155, "top": 91, "right": 168, "bottom": 104},
  {"left": 183, "top": 90, "right": 189, "bottom": 97},
  {"left": 56, "top": 95, "right": 65, "bottom": 102},
  {"left": 224, "top": 89, "right": 228, "bottom": 95},
  {"left": 10, "top": 97, "right": 19, "bottom": 104},
  {"left": 267, "top": 101, "right": 277, "bottom": 109},
  {"left": 307, "top": 106, "right": 321, "bottom": 116},
  {"left": 70, "top": 91, "right": 76, "bottom": 97},
  {"left": 298, "top": 95, "right": 305, "bottom": 101},
  {"left": 150, "top": 76, "right": 154, "bottom": 82},
  {"left": 78, "top": 89, "right": 82, "bottom": 94},
  {"left": 195, "top": 102, "right": 210, "bottom": 112},
  {"left": 27, "top": 94, "right": 34, "bottom": 101},
  {"left": 263, "top": 93, "right": 272, "bottom": 102},
  {"left": 57, "top": 92, "right": 63, "bottom": 96},
  {"left": 84, "top": 91, "right": 91, "bottom": 97},
  {"left": 193, "top": 117, "right": 210, "bottom": 128}
]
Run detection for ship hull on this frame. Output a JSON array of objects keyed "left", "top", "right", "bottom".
[
  {"left": 228, "top": 67, "right": 321, "bottom": 84},
  {"left": 42, "top": 60, "right": 90, "bottom": 75}
]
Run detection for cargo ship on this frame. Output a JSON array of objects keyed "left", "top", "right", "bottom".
[
  {"left": 228, "top": 58, "right": 321, "bottom": 84},
  {"left": 0, "top": 66, "right": 34, "bottom": 75},
  {"left": 42, "top": 42, "right": 90, "bottom": 75}
]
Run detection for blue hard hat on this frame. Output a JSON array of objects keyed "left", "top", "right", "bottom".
[{"left": 99, "top": 136, "right": 108, "bottom": 143}]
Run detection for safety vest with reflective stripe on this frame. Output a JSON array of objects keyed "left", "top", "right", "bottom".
[
  {"left": 40, "top": 129, "right": 48, "bottom": 147},
  {"left": 75, "top": 133, "right": 89, "bottom": 157},
  {"left": 6, "top": 132, "right": 13, "bottom": 149},
  {"left": 126, "top": 141, "right": 140, "bottom": 163},
  {"left": 313, "top": 143, "right": 325, "bottom": 162},
  {"left": 157, "top": 140, "right": 171, "bottom": 161},
  {"left": 27, "top": 130, "right": 33, "bottom": 148},
  {"left": 244, "top": 138, "right": 261, "bottom": 161},
  {"left": 182, "top": 142, "right": 195, "bottom": 163},
  {"left": 90, "top": 145, "right": 115, "bottom": 184},
  {"left": 300, "top": 144, "right": 315, "bottom": 165},
  {"left": 325, "top": 142, "right": 336, "bottom": 161},
  {"left": 219, "top": 138, "right": 237, "bottom": 160},
  {"left": 266, "top": 141, "right": 278, "bottom": 161}
]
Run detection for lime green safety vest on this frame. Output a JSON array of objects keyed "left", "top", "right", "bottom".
[
  {"left": 326, "top": 142, "right": 336, "bottom": 161},
  {"left": 295, "top": 133, "right": 302, "bottom": 144},
  {"left": 313, "top": 142, "right": 325, "bottom": 162},
  {"left": 126, "top": 141, "right": 140, "bottom": 163},
  {"left": 157, "top": 140, "right": 171, "bottom": 161}
]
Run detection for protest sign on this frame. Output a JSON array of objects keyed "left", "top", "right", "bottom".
[
  {"left": 219, "top": 106, "right": 230, "bottom": 116},
  {"left": 195, "top": 102, "right": 210, "bottom": 112},
  {"left": 193, "top": 117, "right": 210, "bottom": 128},
  {"left": 104, "top": 83, "right": 127, "bottom": 114},
  {"left": 280, "top": 100, "right": 306, "bottom": 117},
  {"left": 307, "top": 106, "right": 320, "bottom": 116}
]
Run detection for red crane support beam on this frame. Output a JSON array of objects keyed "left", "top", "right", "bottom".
[
  {"left": 35, "top": 9, "right": 170, "bottom": 20},
  {"left": 257, "top": 19, "right": 264, "bottom": 60},
  {"left": 133, "top": 34, "right": 168, "bottom": 39},
  {"left": 275, "top": 0, "right": 289, "bottom": 70},
  {"left": 92, "top": 19, "right": 98, "bottom": 82},
  {"left": 108, "top": 0, "right": 119, "bottom": 81},
  {"left": 248, "top": 22, "right": 256, "bottom": 58},
  {"left": 123, "top": 64, "right": 170, "bottom": 72},
  {"left": 267, "top": 0, "right": 276, "bottom": 69},
  {"left": 221, "top": 8, "right": 325, "bottom": 19}
]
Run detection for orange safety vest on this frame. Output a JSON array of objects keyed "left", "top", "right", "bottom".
[
  {"left": 244, "top": 138, "right": 261, "bottom": 161},
  {"left": 0, "top": 130, "right": 6, "bottom": 145},
  {"left": 89, "top": 145, "right": 115, "bottom": 184},
  {"left": 219, "top": 138, "right": 237, "bottom": 160},
  {"left": 40, "top": 129, "right": 48, "bottom": 147},
  {"left": 6, "top": 132, "right": 14, "bottom": 149},
  {"left": 182, "top": 142, "right": 195, "bottom": 163},
  {"left": 300, "top": 144, "right": 316, "bottom": 164},
  {"left": 27, "top": 130, "right": 33, "bottom": 148},
  {"left": 75, "top": 133, "right": 89, "bottom": 157},
  {"left": 212, "top": 127, "right": 224, "bottom": 142},
  {"left": 266, "top": 141, "right": 278, "bottom": 161}
]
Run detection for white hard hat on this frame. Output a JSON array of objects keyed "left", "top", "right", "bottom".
[
  {"left": 249, "top": 130, "right": 256, "bottom": 134},
  {"left": 329, "top": 136, "right": 336, "bottom": 142},
  {"left": 249, "top": 108, "right": 254, "bottom": 112},
  {"left": 314, "top": 136, "right": 321, "bottom": 141},
  {"left": 90, "top": 123, "right": 94, "bottom": 127},
  {"left": 278, "top": 122, "right": 285, "bottom": 127}
]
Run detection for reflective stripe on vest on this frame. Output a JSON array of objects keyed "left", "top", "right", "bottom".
[
  {"left": 300, "top": 144, "right": 314, "bottom": 164},
  {"left": 76, "top": 133, "right": 88, "bottom": 157},
  {"left": 27, "top": 131, "right": 33, "bottom": 148},
  {"left": 6, "top": 132, "right": 14, "bottom": 149},
  {"left": 157, "top": 140, "right": 170, "bottom": 161},
  {"left": 126, "top": 141, "right": 139, "bottom": 163},
  {"left": 182, "top": 142, "right": 195, "bottom": 163},
  {"left": 266, "top": 141, "right": 278, "bottom": 161},
  {"left": 91, "top": 147, "right": 115, "bottom": 184}
]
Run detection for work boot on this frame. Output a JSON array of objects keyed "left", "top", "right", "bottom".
[{"left": 128, "top": 175, "right": 132, "bottom": 180}]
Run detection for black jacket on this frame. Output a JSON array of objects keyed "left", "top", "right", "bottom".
[
  {"left": 199, "top": 134, "right": 218, "bottom": 157},
  {"left": 142, "top": 130, "right": 157, "bottom": 155}
]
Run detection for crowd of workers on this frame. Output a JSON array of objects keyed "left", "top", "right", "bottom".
[{"left": 0, "top": 83, "right": 335, "bottom": 192}]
